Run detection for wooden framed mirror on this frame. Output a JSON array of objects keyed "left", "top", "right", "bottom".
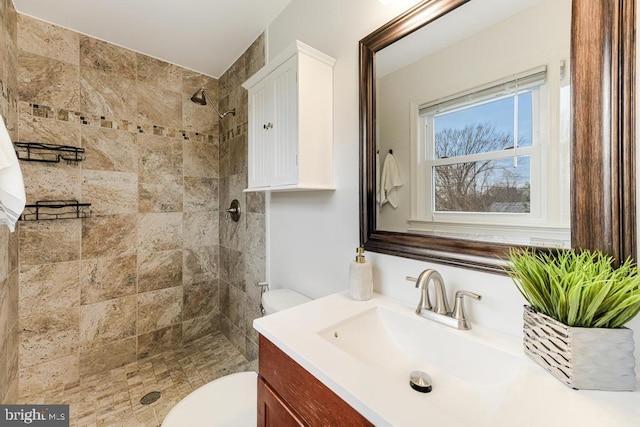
[{"left": 359, "top": 0, "right": 636, "bottom": 273}]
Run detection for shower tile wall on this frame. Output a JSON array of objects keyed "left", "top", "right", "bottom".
[
  {"left": 0, "top": 0, "right": 20, "bottom": 405},
  {"left": 218, "top": 34, "right": 265, "bottom": 361},
  {"left": 15, "top": 14, "right": 221, "bottom": 397}
]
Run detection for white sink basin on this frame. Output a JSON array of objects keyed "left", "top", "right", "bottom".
[
  {"left": 317, "top": 305, "right": 524, "bottom": 424},
  {"left": 254, "top": 292, "right": 640, "bottom": 427},
  {"left": 318, "top": 306, "right": 522, "bottom": 384}
]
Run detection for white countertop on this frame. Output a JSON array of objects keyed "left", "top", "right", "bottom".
[{"left": 253, "top": 291, "right": 640, "bottom": 427}]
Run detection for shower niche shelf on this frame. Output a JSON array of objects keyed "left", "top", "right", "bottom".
[
  {"left": 14, "top": 142, "right": 85, "bottom": 165},
  {"left": 20, "top": 200, "right": 92, "bottom": 221}
]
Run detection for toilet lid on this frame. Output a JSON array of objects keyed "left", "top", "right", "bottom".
[
  {"left": 161, "top": 371, "right": 257, "bottom": 427},
  {"left": 262, "top": 289, "right": 311, "bottom": 314}
]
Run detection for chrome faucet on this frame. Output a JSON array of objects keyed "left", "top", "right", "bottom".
[
  {"left": 406, "top": 270, "right": 481, "bottom": 330},
  {"left": 412, "top": 269, "right": 450, "bottom": 315}
]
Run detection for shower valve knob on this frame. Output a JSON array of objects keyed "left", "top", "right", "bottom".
[
  {"left": 225, "top": 199, "right": 241, "bottom": 222},
  {"left": 263, "top": 123, "right": 274, "bottom": 130}
]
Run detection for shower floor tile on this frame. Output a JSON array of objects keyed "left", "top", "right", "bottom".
[{"left": 17, "top": 332, "right": 256, "bottom": 427}]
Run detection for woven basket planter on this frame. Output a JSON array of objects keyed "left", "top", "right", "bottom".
[{"left": 523, "top": 305, "right": 636, "bottom": 391}]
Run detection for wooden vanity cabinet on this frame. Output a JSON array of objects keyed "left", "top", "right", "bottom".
[{"left": 257, "top": 335, "right": 373, "bottom": 427}]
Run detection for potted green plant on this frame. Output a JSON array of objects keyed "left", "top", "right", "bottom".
[{"left": 506, "top": 248, "right": 640, "bottom": 391}]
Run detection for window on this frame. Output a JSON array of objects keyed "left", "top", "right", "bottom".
[{"left": 410, "top": 67, "right": 570, "bottom": 247}]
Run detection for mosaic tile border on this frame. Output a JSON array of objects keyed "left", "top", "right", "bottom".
[
  {"left": 20, "top": 100, "right": 217, "bottom": 143},
  {"left": 220, "top": 123, "right": 248, "bottom": 143},
  {"left": 0, "top": 77, "right": 19, "bottom": 123}
]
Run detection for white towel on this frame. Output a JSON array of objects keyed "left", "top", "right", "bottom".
[
  {"left": 380, "top": 152, "right": 403, "bottom": 208},
  {"left": 0, "top": 115, "right": 25, "bottom": 232}
]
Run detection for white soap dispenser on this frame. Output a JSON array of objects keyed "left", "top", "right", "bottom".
[{"left": 349, "top": 247, "right": 373, "bottom": 301}]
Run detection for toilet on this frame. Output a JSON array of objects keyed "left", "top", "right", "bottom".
[
  {"left": 260, "top": 288, "right": 312, "bottom": 315},
  {"left": 162, "top": 288, "right": 311, "bottom": 427}
]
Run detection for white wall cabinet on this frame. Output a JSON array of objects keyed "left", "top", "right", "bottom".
[{"left": 243, "top": 41, "right": 335, "bottom": 191}]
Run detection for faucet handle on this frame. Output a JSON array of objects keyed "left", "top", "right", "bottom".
[
  {"left": 405, "top": 276, "right": 417, "bottom": 283},
  {"left": 456, "top": 290, "right": 481, "bottom": 300},
  {"left": 452, "top": 290, "right": 482, "bottom": 330}
]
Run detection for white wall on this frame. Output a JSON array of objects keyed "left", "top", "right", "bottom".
[
  {"left": 267, "top": 0, "right": 403, "bottom": 301},
  {"left": 266, "top": 0, "right": 640, "bottom": 366}
]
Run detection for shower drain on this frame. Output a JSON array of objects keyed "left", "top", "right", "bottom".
[{"left": 140, "top": 391, "right": 162, "bottom": 405}]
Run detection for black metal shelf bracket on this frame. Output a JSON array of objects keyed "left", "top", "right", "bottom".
[
  {"left": 20, "top": 200, "right": 92, "bottom": 221},
  {"left": 14, "top": 142, "right": 85, "bottom": 165}
]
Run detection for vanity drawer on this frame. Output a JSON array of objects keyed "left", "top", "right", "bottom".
[{"left": 258, "top": 335, "right": 373, "bottom": 427}]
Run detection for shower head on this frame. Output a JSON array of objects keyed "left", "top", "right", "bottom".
[
  {"left": 190, "top": 88, "right": 236, "bottom": 119},
  {"left": 190, "top": 88, "right": 207, "bottom": 106}
]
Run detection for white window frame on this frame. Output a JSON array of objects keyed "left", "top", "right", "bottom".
[{"left": 408, "top": 66, "right": 570, "bottom": 247}]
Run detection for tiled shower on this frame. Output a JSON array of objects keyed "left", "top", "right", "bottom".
[{"left": 0, "top": 0, "right": 266, "bottom": 406}]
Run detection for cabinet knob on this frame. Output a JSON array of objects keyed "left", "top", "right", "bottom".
[{"left": 263, "top": 122, "right": 274, "bottom": 130}]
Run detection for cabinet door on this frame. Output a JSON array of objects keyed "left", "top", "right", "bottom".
[
  {"left": 248, "top": 78, "right": 272, "bottom": 188},
  {"left": 259, "top": 335, "right": 374, "bottom": 426},
  {"left": 257, "top": 376, "right": 305, "bottom": 427},
  {"left": 270, "top": 56, "right": 299, "bottom": 186}
]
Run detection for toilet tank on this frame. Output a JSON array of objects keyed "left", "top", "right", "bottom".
[{"left": 262, "top": 289, "right": 311, "bottom": 315}]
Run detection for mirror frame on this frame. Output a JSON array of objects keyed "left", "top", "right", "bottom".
[{"left": 359, "top": 0, "right": 636, "bottom": 273}]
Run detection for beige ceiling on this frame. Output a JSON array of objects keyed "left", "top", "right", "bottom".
[{"left": 12, "top": 0, "right": 292, "bottom": 78}]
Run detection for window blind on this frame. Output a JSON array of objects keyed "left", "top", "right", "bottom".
[{"left": 419, "top": 66, "right": 547, "bottom": 116}]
